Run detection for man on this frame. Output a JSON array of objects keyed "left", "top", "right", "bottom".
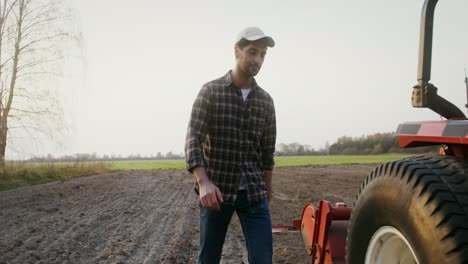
[{"left": 185, "top": 26, "right": 276, "bottom": 264}]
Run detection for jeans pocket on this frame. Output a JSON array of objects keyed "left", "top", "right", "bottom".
[{"left": 250, "top": 198, "right": 270, "bottom": 215}]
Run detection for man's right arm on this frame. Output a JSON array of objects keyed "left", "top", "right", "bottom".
[
  {"left": 185, "top": 86, "right": 210, "bottom": 172},
  {"left": 185, "top": 86, "right": 223, "bottom": 210}
]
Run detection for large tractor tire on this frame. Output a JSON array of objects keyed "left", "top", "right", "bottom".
[{"left": 346, "top": 155, "right": 468, "bottom": 264}]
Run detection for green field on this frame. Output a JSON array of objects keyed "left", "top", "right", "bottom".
[
  {"left": 110, "top": 154, "right": 412, "bottom": 170},
  {"left": 111, "top": 159, "right": 186, "bottom": 170},
  {"left": 0, "top": 154, "right": 414, "bottom": 191},
  {"left": 274, "top": 154, "right": 411, "bottom": 167}
]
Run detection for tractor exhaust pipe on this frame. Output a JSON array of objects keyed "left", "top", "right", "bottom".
[
  {"left": 417, "top": 0, "right": 437, "bottom": 85},
  {"left": 411, "top": 0, "right": 466, "bottom": 119}
]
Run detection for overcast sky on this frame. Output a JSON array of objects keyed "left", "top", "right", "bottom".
[{"left": 13, "top": 0, "right": 468, "bottom": 158}]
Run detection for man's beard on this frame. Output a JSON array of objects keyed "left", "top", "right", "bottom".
[{"left": 247, "top": 64, "right": 261, "bottom": 77}]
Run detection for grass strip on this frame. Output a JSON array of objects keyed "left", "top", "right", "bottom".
[
  {"left": 274, "top": 154, "right": 411, "bottom": 167},
  {"left": 0, "top": 162, "right": 112, "bottom": 191}
]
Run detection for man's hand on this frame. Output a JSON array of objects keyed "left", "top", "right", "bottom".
[
  {"left": 193, "top": 167, "right": 224, "bottom": 210},
  {"left": 198, "top": 179, "right": 223, "bottom": 210},
  {"left": 264, "top": 170, "right": 273, "bottom": 205},
  {"left": 267, "top": 189, "right": 272, "bottom": 204}
]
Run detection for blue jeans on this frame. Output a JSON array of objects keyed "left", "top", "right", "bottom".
[{"left": 198, "top": 191, "right": 272, "bottom": 264}]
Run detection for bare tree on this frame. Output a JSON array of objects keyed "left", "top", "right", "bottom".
[{"left": 0, "top": 0, "right": 76, "bottom": 166}]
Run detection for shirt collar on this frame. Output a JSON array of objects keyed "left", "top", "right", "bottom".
[{"left": 223, "top": 70, "right": 258, "bottom": 90}]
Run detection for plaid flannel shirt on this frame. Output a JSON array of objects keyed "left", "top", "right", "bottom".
[{"left": 185, "top": 71, "right": 276, "bottom": 205}]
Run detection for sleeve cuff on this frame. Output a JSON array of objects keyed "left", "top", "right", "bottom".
[{"left": 186, "top": 161, "right": 202, "bottom": 173}]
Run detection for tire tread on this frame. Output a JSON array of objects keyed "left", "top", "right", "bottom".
[{"left": 347, "top": 155, "right": 468, "bottom": 263}]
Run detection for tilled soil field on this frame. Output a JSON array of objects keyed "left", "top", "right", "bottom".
[{"left": 0, "top": 164, "right": 377, "bottom": 263}]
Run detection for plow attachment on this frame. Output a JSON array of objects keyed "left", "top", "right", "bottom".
[{"left": 273, "top": 200, "right": 351, "bottom": 264}]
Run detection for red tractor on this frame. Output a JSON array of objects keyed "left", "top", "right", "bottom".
[{"left": 274, "top": 0, "right": 468, "bottom": 263}]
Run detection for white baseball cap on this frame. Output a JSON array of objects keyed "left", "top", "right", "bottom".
[{"left": 235, "top": 27, "right": 275, "bottom": 47}]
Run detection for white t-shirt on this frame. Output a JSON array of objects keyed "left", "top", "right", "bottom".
[{"left": 241, "top": 88, "right": 251, "bottom": 102}]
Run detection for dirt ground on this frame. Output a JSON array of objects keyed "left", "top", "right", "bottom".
[{"left": 0, "top": 164, "right": 377, "bottom": 264}]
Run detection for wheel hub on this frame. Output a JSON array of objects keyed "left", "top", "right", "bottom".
[{"left": 365, "top": 226, "right": 418, "bottom": 264}]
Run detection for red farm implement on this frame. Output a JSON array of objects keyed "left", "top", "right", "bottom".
[{"left": 273, "top": 1, "right": 468, "bottom": 263}]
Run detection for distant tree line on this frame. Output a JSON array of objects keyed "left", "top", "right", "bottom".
[
  {"left": 328, "top": 132, "right": 438, "bottom": 155},
  {"left": 276, "top": 132, "right": 439, "bottom": 156},
  {"left": 25, "top": 152, "right": 184, "bottom": 162},
  {"left": 276, "top": 142, "right": 329, "bottom": 156}
]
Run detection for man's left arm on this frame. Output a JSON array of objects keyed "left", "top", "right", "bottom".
[
  {"left": 263, "top": 169, "right": 273, "bottom": 203},
  {"left": 261, "top": 98, "right": 276, "bottom": 204}
]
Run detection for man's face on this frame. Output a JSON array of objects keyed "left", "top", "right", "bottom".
[{"left": 235, "top": 41, "right": 268, "bottom": 77}]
